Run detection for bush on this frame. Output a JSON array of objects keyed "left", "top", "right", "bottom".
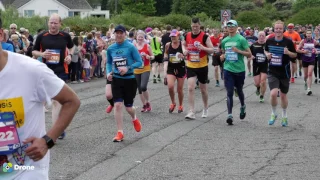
[
  {"left": 287, "top": 7, "right": 320, "bottom": 25},
  {"left": 161, "top": 14, "right": 191, "bottom": 30},
  {"left": 202, "top": 18, "right": 221, "bottom": 29},
  {"left": 236, "top": 11, "right": 272, "bottom": 29},
  {"left": 137, "top": 17, "right": 165, "bottom": 30},
  {"left": 110, "top": 11, "right": 145, "bottom": 29},
  {"left": 63, "top": 16, "right": 111, "bottom": 33}
]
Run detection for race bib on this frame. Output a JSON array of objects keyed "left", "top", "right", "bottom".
[
  {"left": 225, "top": 48, "right": 238, "bottom": 62},
  {"left": 113, "top": 56, "right": 127, "bottom": 68},
  {"left": 138, "top": 53, "right": 145, "bottom": 69},
  {"left": 305, "top": 48, "right": 312, "bottom": 57},
  {"left": 213, "top": 47, "right": 219, "bottom": 54},
  {"left": 256, "top": 53, "right": 266, "bottom": 63},
  {"left": 189, "top": 51, "right": 200, "bottom": 62},
  {"left": 0, "top": 112, "right": 20, "bottom": 155},
  {"left": 46, "top": 49, "right": 60, "bottom": 64},
  {"left": 270, "top": 54, "right": 282, "bottom": 66},
  {"left": 169, "top": 54, "right": 180, "bottom": 63}
]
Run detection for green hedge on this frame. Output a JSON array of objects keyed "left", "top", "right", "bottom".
[
  {"left": 236, "top": 11, "right": 272, "bottom": 29},
  {"left": 287, "top": 7, "right": 320, "bottom": 25}
]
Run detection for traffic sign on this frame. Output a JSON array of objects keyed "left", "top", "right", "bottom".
[{"left": 220, "top": 10, "right": 231, "bottom": 27}]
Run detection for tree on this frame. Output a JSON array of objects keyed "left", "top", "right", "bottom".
[
  {"left": 120, "top": 0, "right": 156, "bottom": 16},
  {"left": 292, "top": 0, "right": 320, "bottom": 13},
  {"left": 287, "top": 7, "right": 320, "bottom": 25},
  {"left": 101, "top": 0, "right": 108, "bottom": 10},
  {"left": 273, "top": 0, "right": 292, "bottom": 11},
  {"left": 155, "top": 0, "right": 173, "bottom": 16},
  {"left": 236, "top": 11, "right": 272, "bottom": 28}
]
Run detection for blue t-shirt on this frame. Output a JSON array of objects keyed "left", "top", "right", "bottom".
[
  {"left": 106, "top": 40, "right": 142, "bottom": 79},
  {"left": 1, "top": 42, "right": 14, "bottom": 52}
]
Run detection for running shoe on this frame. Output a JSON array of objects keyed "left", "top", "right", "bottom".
[
  {"left": 291, "top": 77, "right": 295, "bottom": 83},
  {"left": 132, "top": 118, "right": 142, "bottom": 132},
  {"left": 185, "top": 111, "right": 195, "bottom": 120},
  {"left": 153, "top": 77, "right": 157, "bottom": 83},
  {"left": 307, "top": 88, "right": 312, "bottom": 96},
  {"left": 281, "top": 117, "right": 288, "bottom": 127},
  {"left": 299, "top": 70, "right": 302, "bottom": 77},
  {"left": 240, "top": 105, "right": 246, "bottom": 119},
  {"left": 113, "top": 131, "right": 124, "bottom": 142},
  {"left": 178, "top": 106, "right": 183, "bottom": 113},
  {"left": 255, "top": 88, "right": 260, "bottom": 96},
  {"left": 259, "top": 96, "right": 264, "bottom": 103},
  {"left": 268, "top": 114, "right": 277, "bottom": 125},
  {"left": 201, "top": 109, "right": 208, "bottom": 118},
  {"left": 226, "top": 114, "right": 233, "bottom": 125},
  {"left": 146, "top": 102, "right": 152, "bottom": 112},
  {"left": 58, "top": 132, "right": 66, "bottom": 139},
  {"left": 315, "top": 78, "right": 318, "bottom": 84},
  {"left": 169, "top": 104, "right": 176, "bottom": 113},
  {"left": 106, "top": 105, "right": 113, "bottom": 113},
  {"left": 141, "top": 105, "right": 147, "bottom": 112},
  {"left": 215, "top": 81, "right": 220, "bottom": 87}
]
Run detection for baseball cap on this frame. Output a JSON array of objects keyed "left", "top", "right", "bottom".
[
  {"left": 227, "top": 20, "right": 238, "bottom": 27},
  {"left": 169, "top": 29, "right": 180, "bottom": 37},
  {"left": 287, "top": 24, "right": 294, "bottom": 29},
  {"left": 145, "top": 27, "right": 153, "bottom": 33},
  {"left": 114, "top": 25, "right": 126, "bottom": 33}
]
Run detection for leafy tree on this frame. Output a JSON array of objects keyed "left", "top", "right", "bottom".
[
  {"left": 225, "top": 0, "right": 256, "bottom": 18},
  {"left": 155, "top": 0, "right": 173, "bottom": 16},
  {"left": 101, "top": 0, "right": 108, "bottom": 10},
  {"left": 287, "top": 7, "right": 320, "bottom": 25},
  {"left": 236, "top": 11, "right": 272, "bottom": 28},
  {"left": 272, "top": 0, "right": 292, "bottom": 11},
  {"left": 292, "top": 0, "right": 320, "bottom": 13},
  {"left": 120, "top": 0, "right": 156, "bottom": 16}
]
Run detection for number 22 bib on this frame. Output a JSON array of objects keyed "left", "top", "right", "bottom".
[{"left": 0, "top": 112, "right": 21, "bottom": 155}]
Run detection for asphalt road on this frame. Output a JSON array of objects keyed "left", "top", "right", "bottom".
[{"left": 47, "top": 63, "right": 320, "bottom": 180}]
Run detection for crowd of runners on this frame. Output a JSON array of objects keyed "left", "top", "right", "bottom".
[{"left": 1, "top": 12, "right": 320, "bottom": 179}]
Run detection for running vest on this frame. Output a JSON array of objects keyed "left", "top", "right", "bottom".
[
  {"left": 134, "top": 43, "right": 151, "bottom": 74},
  {"left": 251, "top": 42, "right": 267, "bottom": 65},
  {"left": 150, "top": 37, "right": 162, "bottom": 56},
  {"left": 301, "top": 39, "right": 316, "bottom": 62},
  {"left": 186, "top": 32, "right": 208, "bottom": 68},
  {"left": 167, "top": 42, "right": 185, "bottom": 68}
]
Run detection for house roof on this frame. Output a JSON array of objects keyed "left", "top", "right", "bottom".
[
  {"left": 1, "top": 0, "right": 15, "bottom": 6},
  {"left": 11, "top": 0, "right": 92, "bottom": 9}
]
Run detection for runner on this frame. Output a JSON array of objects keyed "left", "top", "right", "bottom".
[
  {"left": 265, "top": 20, "right": 297, "bottom": 127},
  {"left": 296, "top": 29, "right": 317, "bottom": 95},
  {"left": 163, "top": 29, "right": 186, "bottom": 113},
  {"left": 313, "top": 28, "right": 320, "bottom": 83},
  {"left": 134, "top": 30, "right": 154, "bottom": 112},
  {"left": 0, "top": 17, "right": 80, "bottom": 180},
  {"left": 246, "top": 28, "right": 258, "bottom": 76},
  {"left": 210, "top": 29, "right": 223, "bottom": 87},
  {"left": 150, "top": 29, "right": 163, "bottom": 83},
  {"left": 249, "top": 31, "right": 268, "bottom": 102},
  {"left": 183, "top": 17, "right": 214, "bottom": 119},
  {"left": 220, "top": 20, "right": 252, "bottom": 125},
  {"left": 284, "top": 23, "right": 301, "bottom": 83},
  {"left": 106, "top": 25, "right": 143, "bottom": 142},
  {"left": 102, "top": 41, "right": 114, "bottom": 113},
  {"left": 32, "top": 13, "right": 74, "bottom": 139}
]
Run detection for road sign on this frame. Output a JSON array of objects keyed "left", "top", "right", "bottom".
[{"left": 220, "top": 10, "right": 231, "bottom": 27}]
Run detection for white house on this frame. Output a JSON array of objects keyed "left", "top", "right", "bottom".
[{"left": 10, "top": 0, "right": 110, "bottom": 19}]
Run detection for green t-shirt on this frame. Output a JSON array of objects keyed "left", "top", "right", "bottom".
[{"left": 221, "top": 34, "right": 249, "bottom": 73}]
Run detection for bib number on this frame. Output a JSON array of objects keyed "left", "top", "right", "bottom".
[
  {"left": 189, "top": 51, "right": 200, "bottom": 62},
  {"left": 0, "top": 112, "right": 20, "bottom": 155},
  {"left": 169, "top": 54, "right": 181, "bottom": 63},
  {"left": 270, "top": 54, "right": 282, "bottom": 66},
  {"left": 256, "top": 53, "right": 266, "bottom": 63},
  {"left": 114, "top": 57, "right": 127, "bottom": 68},
  {"left": 225, "top": 48, "right": 238, "bottom": 62},
  {"left": 46, "top": 49, "right": 60, "bottom": 64},
  {"left": 213, "top": 47, "right": 219, "bottom": 54}
]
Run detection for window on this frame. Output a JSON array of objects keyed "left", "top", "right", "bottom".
[
  {"left": 24, "top": 10, "right": 34, "bottom": 17},
  {"left": 48, "top": 10, "right": 58, "bottom": 16},
  {"left": 69, "top": 11, "right": 80, "bottom": 17}
]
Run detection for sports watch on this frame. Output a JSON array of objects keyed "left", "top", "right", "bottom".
[{"left": 42, "top": 135, "right": 55, "bottom": 149}]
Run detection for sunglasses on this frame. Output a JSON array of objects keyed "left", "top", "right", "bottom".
[{"left": 227, "top": 24, "right": 237, "bottom": 28}]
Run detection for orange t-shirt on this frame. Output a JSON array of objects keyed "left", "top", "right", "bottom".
[{"left": 283, "top": 31, "right": 301, "bottom": 49}]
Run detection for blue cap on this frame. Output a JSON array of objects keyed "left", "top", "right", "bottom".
[
  {"left": 114, "top": 25, "right": 126, "bottom": 33},
  {"left": 227, "top": 20, "right": 238, "bottom": 26}
]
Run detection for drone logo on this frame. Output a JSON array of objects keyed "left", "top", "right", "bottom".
[{"left": 3, "top": 162, "right": 13, "bottom": 173}]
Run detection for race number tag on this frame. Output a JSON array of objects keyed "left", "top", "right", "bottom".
[
  {"left": 46, "top": 49, "right": 60, "bottom": 64},
  {"left": 0, "top": 112, "right": 20, "bottom": 155},
  {"left": 169, "top": 54, "right": 180, "bottom": 63},
  {"left": 270, "top": 54, "right": 282, "bottom": 66},
  {"left": 256, "top": 53, "right": 266, "bottom": 63},
  {"left": 213, "top": 47, "right": 219, "bottom": 54},
  {"left": 113, "top": 56, "right": 127, "bottom": 68},
  {"left": 189, "top": 51, "right": 200, "bottom": 62},
  {"left": 225, "top": 48, "right": 238, "bottom": 62}
]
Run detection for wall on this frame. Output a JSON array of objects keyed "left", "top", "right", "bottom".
[{"left": 18, "top": 0, "right": 69, "bottom": 18}]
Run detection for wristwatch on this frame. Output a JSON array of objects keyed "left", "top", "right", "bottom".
[{"left": 42, "top": 135, "right": 55, "bottom": 149}]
